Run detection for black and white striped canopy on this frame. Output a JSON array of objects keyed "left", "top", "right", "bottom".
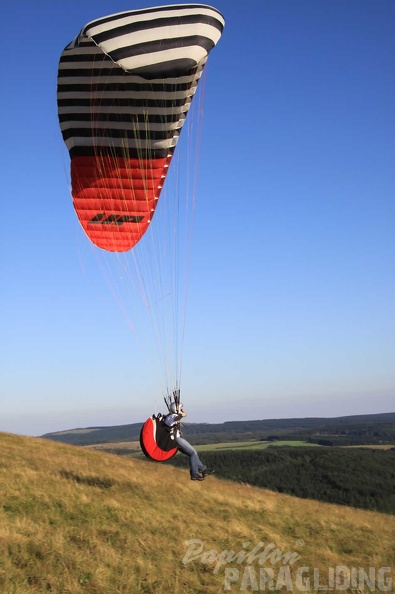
[{"left": 57, "top": 4, "right": 225, "bottom": 160}]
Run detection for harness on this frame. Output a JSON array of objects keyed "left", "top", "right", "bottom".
[
  {"left": 139, "top": 389, "right": 183, "bottom": 462},
  {"left": 161, "top": 413, "right": 181, "bottom": 441}
]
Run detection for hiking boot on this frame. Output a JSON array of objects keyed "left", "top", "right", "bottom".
[
  {"left": 202, "top": 468, "right": 215, "bottom": 477},
  {"left": 191, "top": 474, "right": 205, "bottom": 481}
]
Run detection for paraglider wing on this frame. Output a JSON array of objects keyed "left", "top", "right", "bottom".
[
  {"left": 57, "top": 4, "right": 225, "bottom": 252},
  {"left": 140, "top": 416, "right": 178, "bottom": 461}
]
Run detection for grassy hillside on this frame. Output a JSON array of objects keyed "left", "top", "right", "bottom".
[{"left": 0, "top": 432, "right": 394, "bottom": 594}]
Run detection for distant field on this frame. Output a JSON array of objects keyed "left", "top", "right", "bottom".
[
  {"left": 86, "top": 440, "right": 395, "bottom": 457},
  {"left": 87, "top": 441, "right": 143, "bottom": 457},
  {"left": 85, "top": 439, "right": 395, "bottom": 458},
  {"left": 85, "top": 439, "right": 321, "bottom": 456},
  {"left": 86, "top": 441, "right": 141, "bottom": 451},
  {"left": 194, "top": 440, "right": 321, "bottom": 452}
]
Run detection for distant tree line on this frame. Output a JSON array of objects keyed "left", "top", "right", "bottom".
[{"left": 41, "top": 413, "right": 395, "bottom": 447}]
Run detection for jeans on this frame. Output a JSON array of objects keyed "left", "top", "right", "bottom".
[{"left": 176, "top": 436, "right": 206, "bottom": 477}]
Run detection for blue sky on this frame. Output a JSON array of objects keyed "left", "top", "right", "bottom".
[{"left": 1, "top": 0, "right": 394, "bottom": 436}]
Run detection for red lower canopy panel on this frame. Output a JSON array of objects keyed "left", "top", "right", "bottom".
[
  {"left": 140, "top": 416, "right": 178, "bottom": 462},
  {"left": 71, "top": 155, "right": 171, "bottom": 252}
]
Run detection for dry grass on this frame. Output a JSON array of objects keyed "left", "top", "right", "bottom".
[{"left": 0, "top": 432, "right": 394, "bottom": 593}]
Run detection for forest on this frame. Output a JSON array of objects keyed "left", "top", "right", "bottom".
[{"left": 166, "top": 445, "right": 395, "bottom": 514}]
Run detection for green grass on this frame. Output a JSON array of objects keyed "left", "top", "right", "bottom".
[
  {"left": 194, "top": 440, "right": 321, "bottom": 452},
  {"left": 89, "top": 439, "right": 321, "bottom": 457}
]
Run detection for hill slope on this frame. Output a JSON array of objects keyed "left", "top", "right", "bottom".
[{"left": 0, "top": 432, "right": 394, "bottom": 593}]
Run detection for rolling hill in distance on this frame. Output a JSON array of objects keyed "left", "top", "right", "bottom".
[
  {"left": 0, "top": 431, "right": 394, "bottom": 593},
  {"left": 41, "top": 412, "right": 395, "bottom": 447}
]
